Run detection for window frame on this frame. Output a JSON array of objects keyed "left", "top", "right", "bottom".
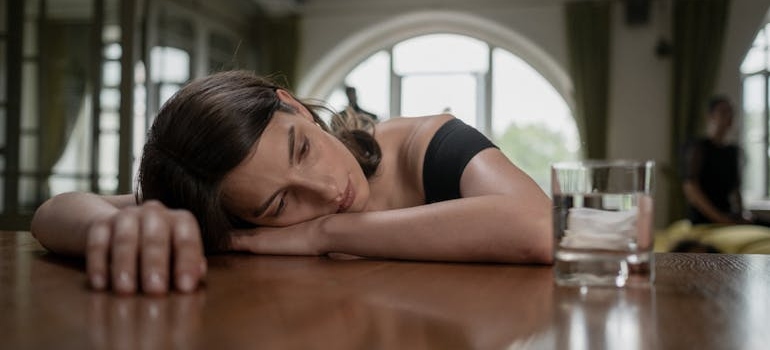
[{"left": 741, "top": 23, "right": 770, "bottom": 200}]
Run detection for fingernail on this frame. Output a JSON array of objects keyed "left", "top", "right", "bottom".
[
  {"left": 147, "top": 272, "right": 165, "bottom": 292},
  {"left": 177, "top": 275, "right": 195, "bottom": 292},
  {"left": 90, "top": 274, "right": 106, "bottom": 290},
  {"left": 117, "top": 271, "right": 134, "bottom": 292},
  {"left": 200, "top": 261, "right": 207, "bottom": 275}
]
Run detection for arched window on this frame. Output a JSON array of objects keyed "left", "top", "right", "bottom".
[
  {"left": 740, "top": 22, "right": 770, "bottom": 200},
  {"left": 324, "top": 33, "right": 580, "bottom": 190}
]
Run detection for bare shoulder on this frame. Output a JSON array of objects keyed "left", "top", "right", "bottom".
[
  {"left": 374, "top": 114, "right": 454, "bottom": 153},
  {"left": 373, "top": 114, "right": 455, "bottom": 188}
]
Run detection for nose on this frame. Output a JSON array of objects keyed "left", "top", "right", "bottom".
[{"left": 293, "top": 172, "right": 340, "bottom": 203}]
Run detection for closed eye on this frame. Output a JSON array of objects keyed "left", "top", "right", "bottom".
[
  {"left": 299, "top": 137, "right": 310, "bottom": 160},
  {"left": 272, "top": 194, "right": 287, "bottom": 217}
]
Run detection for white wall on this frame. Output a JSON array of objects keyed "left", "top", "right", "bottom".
[{"left": 295, "top": 0, "right": 770, "bottom": 227}]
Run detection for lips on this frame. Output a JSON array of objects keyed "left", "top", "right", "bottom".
[{"left": 337, "top": 180, "right": 355, "bottom": 213}]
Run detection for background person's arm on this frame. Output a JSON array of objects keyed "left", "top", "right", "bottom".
[{"left": 682, "top": 181, "right": 737, "bottom": 224}]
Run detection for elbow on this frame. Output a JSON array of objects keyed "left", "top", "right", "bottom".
[
  {"left": 533, "top": 210, "right": 554, "bottom": 264},
  {"left": 509, "top": 216, "right": 553, "bottom": 265},
  {"left": 535, "top": 244, "right": 554, "bottom": 265},
  {"left": 531, "top": 210, "right": 554, "bottom": 264},
  {"left": 30, "top": 196, "right": 56, "bottom": 239},
  {"left": 528, "top": 237, "right": 553, "bottom": 265},
  {"left": 506, "top": 239, "right": 552, "bottom": 265}
]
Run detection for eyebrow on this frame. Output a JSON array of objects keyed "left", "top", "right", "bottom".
[
  {"left": 252, "top": 126, "right": 295, "bottom": 218},
  {"left": 288, "top": 125, "right": 296, "bottom": 166}
]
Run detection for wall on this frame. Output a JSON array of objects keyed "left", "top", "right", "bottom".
[{"left": 295, "top": 0, "right": 770, "bottom": 228}]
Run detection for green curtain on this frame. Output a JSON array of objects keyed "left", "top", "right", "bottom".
[
  {"left": 565, "top": 1, "right": 611, "bottom": 160},
  {"left": 40, "top": 22, "right": 90, "bottom": 198},
  {"left": 258, "top": 14, "right": 300, "bottom": 89},
  {"left": 668, "top": 0, "right": 730, "bottom": 223}
]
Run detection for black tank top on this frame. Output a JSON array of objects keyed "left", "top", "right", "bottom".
[{"left": 422, "top": 118, "right": 497, "bottom": 203}]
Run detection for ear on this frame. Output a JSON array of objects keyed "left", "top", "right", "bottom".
[{"left": 276, "top": 89, "right": 314, "bottom": 122}]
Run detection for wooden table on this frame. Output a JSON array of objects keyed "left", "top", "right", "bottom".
[{"left": 2, "top": 231, "right": 770, "bottom": 349}]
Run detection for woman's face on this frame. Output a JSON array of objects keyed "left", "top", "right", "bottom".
[
  {"left": 221, "top": 92, "right": 370, "bottom": 227},
  {"left": 708, "top": 101, "right": 734, "bottom": 138}
]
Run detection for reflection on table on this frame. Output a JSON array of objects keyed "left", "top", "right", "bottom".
[{"left": 2, "top": 231, "right": 769, "bottom": 349}]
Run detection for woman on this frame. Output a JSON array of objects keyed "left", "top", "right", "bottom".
[{"left": 31, "top": 70, "right": 552, "bottom": 295}]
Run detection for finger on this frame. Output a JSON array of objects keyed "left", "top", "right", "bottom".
[
  {"left": 86, "top": 222, "right": 111, "bottom": 290},
  {"left": 111, "top": 212, "right": 140, "bottom": 294},
  {"left": 228, "top": 231, "right": 249, "bottom": 252},
  {"left": 171, "top": 211, "right": 205, "bottom": 292},
  {"left": 139, "top": 209, "right": 171, "bottom": 295},
  {"left": 229, "top": 229, "right": 261, "bottom": 253}
]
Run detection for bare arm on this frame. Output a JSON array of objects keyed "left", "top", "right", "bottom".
[
  {"left": 682, "top": 181, "right": 737, "bottom": 224},
  {"left": 31, "top": 192, "right": 135, "bottom": 256},
  {"left": 31, "top": 192, "right": 206, "bottom": 294},
  {"left": 322, "top": 196, "right": 550, "bottom": 263},
  {"left": 231, "top": 150, "right": 552, "bottom": 264},
  {"left": 681, "top": 141, "right": 743, "bottom": 224}
]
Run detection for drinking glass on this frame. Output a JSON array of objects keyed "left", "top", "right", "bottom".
[{"left": 551, "top": 160, "right": 655, "bottom": 287}]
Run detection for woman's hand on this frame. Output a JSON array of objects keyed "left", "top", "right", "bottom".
[
  {"left": 86, "top": 200, "right": 206, "bottom": 295},
  {"left": 229, "top": 216, "right": 329, "bottom": 256}
]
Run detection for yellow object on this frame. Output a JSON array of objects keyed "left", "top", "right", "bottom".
[{"left": 658, "top": 220, "right": 770, "bottom": 254}]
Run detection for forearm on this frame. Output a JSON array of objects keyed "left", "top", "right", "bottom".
[
  {"left": 31, "top": 192, "right": 126, "bottom": 256},
  {"left": 320, "top": 195, "right": 552, "bottom": 264},
  {"left": 682, "top": 182, "right": 733, "bottom": 223}
]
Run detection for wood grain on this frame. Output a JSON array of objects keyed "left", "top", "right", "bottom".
[{"left": 2, "top": 231, "right": 769, "bottom": 349}]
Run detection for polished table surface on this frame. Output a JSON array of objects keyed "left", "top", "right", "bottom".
[{"left": 2, "top": 231, "right": 770, "bottom": 349}]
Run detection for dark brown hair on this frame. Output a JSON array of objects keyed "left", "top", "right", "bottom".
[{"left": 137, "top": 70, "right": 381, "bottom": 253}]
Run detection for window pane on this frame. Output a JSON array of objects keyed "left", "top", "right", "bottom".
[
  {"left": 48, "top": 176, "right": 89, "bottom": 196},
  {"left": 98, "top": 133, "right": 118, "bottom": 178},
  {"left": 755, "top": 27, "right": 768, "bottom": 47},
  {"left": 491, "top": 49, "right": 577, "bottom": 142},
  {"left": 742, "top": 46, "right": 765, "bottom": 74},
  {"left": 491, "top": 49, "right": 579, "bottom": 191},
  {"left": 100, "top": 111, "right": 120, "bottom": 131},
  {"left": 159, "top": 83, "right": 180, "bottom": 107},
  {"left": 103, "top": 61, "right": 121, "bottom": 87},
  {"left": 743, "top": 76, "right": 765, "bottom": 146},
  {"left": 150, "top": 46, "right": 190, "bottom": 83},
  {"left": 104, "top": 43, "right": 122, "bottom": 60},
  {"left": 744, "top": 140, "right": 765, "bottom": 200},
  {"left": 18, "top": 176, "right": 36, "bottom": 211},
  {"left": 99, "top": 175, "right": 118, "bottom": 194},
  {"left": 325, "top": 88, "right": 347, "bottom": 118},
  {"left": 742, "top": 75, "right": 767, "bottom": 200},
  {"left": 103, "top": 25, "right": 120, "bottom": 43},
  {"left": 100, "top": 88, "right": 120, "bottom": 110},
  {"left": 401, "top": 74, "right": 477, "bottom": 127},
  {"left": 21, "top": 63, "right": 38, "bottom": 129},
  {"left": 393, "top": 34, "right": 488, "bottom": 75},
  {"left": 344, "top": 51, "right": 390, "bottom": 119},
  {"left": 20, "top": 135, "right": 37, "bottom": 172}
]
